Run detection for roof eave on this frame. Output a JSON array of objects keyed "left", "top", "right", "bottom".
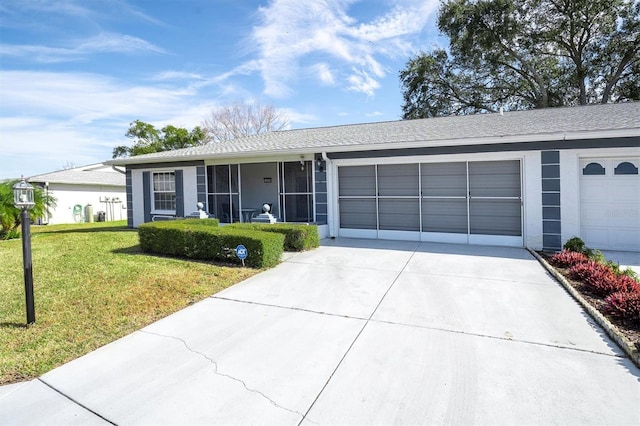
[{"left": 104, "top": 127, "right": 639, "bottom": 166}]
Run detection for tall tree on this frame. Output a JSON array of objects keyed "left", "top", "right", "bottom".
[
  {"left": 400, "top": 0, "right": 640, "bottom": 119},
  {"left": 202, "top": 100, "right": 289, "bottom": 143},
  {"left": 112, "top": 120, "right": 209, "bottom": 158}
]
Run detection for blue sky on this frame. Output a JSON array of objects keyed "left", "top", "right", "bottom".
[{"left": 0, "top": 0, "right": 441, "bottom": 179}]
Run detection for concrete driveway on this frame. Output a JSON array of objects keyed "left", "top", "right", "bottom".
[{"left": 1, "top": 239, "right": 639, "bottom": 425}]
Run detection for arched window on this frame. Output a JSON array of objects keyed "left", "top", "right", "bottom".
[
  {"left": 582, "top": 162, "right": 605, "bottom": 175},
  {"left": 614, "top": 161, "right": 638, "bottom": 175}
]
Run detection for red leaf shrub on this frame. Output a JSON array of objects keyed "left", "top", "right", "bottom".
[
  {"left": 604, "top": 291, "right": 640, "bottom": 325},
  {"left": 568, "top": 261, "right": 607, "bottom": 283},
  {"left": 549, "top": 250, "right": 589, "bottom": 268},
  {"left": 568, "top": 262, "right": 634, "bottom": 297},
  {"left": 616, "top": 275, "right": 640, "bottom": 293}
]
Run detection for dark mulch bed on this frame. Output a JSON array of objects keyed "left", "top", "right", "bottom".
[{"left": 539, "top": 252, "right": 640, "bottom": 351}]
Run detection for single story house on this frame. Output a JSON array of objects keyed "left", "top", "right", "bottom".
[
  {"left": 29, "top": 163, "right": 127, "bottom": 224},
  {"left": 107, "top": 102, "right": 640, "bottom": 252}
]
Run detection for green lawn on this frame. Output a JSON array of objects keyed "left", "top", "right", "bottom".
[{"left": 0, "top": 221, "right": 258, "bottom": 385}]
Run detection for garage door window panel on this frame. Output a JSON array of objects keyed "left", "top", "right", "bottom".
[
  {"left": 583, "top": 162, "right": 606, "bottom": 175},
  {"left": 422, "top": 198, "right": 467, "bottom": 233},
  {"left": 339, "top": 165, "right": 376, "bottom": 196},
  {"left": 470, "top": 199, "right": 521, "bottom": 236},
  {"left": 469, "top": 161, "right": 521, "bottom": 198},
  {"left": 421, "top": 162, "right": 466, "bottom": 197},
  {"left": 421, "top": 162, "right": 468, "bottom": 234},
  {"left": 614, "top": 162, "right": 638, "bottom": 175},
  {"left": 379, "top": 199, "right": 419, "bottom": 231},
  {"left": 378, "top": 164, "right": 419, "bottom": 196},
  {"left": 339, "top": 199, "right": 377, "bottom": 229}
]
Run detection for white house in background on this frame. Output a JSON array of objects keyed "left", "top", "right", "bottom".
[
  {"left": 108, "top": 102, "right": 640, "bottom": 252},
  {"left": 28, "top": 163, "right": 127, "bottom": 225}
]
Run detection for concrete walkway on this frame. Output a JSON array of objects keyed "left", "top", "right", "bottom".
[{"left": 1, "top": 239, "right": 639, "bottom": 425}]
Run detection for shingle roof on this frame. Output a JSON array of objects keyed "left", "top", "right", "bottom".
[
  {"left": 108, "top": 102, "right": 640, "bottom": 165},
  {"left": 29, "top": 165, "right": 125, "bottom": 187}
]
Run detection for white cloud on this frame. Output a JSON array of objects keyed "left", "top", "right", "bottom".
[
  {"left": 347, "top": 68, "right": 380, "bottom": 96},
  {"left": 312, "top": 63, "right": 336, "bottom": 86},
  {"left": 0, "top": 32, "right": 165, "bottom": 63},
  {"left": 76, "top": 32, "right": 166, "bottom": 54},
  {"left": 152, "top": 71, "right": 205, "bottom": 81},
  {"left": 0, "top": 70, "right": 219, "bottom": 178},
  {"left": 365, "top": 111, "right": 384, "bottom": 117},
  {"left": 250, "top": 0, "right": 438, "bottom": 97},
  {"left": 278, "top": 109, "right": 319, "bottom": 127}
]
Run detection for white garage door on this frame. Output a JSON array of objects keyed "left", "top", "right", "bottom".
[
  {"left": 337, "top": 160, "right": 523, "bottom": 246},
  {"left": 580, "top": 158, "right": 640, "bottom": 251}
]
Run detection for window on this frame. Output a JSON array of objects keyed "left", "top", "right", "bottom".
[
  {"left": 582, "top": 162, "right": 605, "bottom": 175},
  {"left": 152, "top": 172, "right": 176, "bottom": 211},
  {"left": 614, "top": 161, "right": 638, "bottom": 175}
]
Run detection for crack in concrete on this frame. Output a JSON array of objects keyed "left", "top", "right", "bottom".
[
  {"left": 140, "top": 330, "right": 305, "bottom": 419},
  {"left": 370, "top": 318, "right": 625, "bottom": 358}
]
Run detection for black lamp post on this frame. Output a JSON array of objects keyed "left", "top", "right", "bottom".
[{"left": 13, "top": 177, "right": 36, "bottom": 325}]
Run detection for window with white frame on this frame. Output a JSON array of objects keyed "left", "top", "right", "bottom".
[{"left": 152, "top": 172, "right": 176, "bottom": 211}]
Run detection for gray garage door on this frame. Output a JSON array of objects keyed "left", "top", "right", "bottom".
[{"left": 338, "top": 160, "right": 522, "bottom": 246}]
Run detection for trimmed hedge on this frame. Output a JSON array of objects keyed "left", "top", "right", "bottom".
[
  {"left": 226, "top": 223, "right": 320, "bottom": 251},
  {"left": 138, "top": 220, "right": 283, "bottom": 268}
]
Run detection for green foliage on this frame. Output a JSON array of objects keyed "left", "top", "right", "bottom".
[
  {"left": 621, "top": 268, "right": 640, "bottom": 281},
  {"left": 112, "top": 120, "right": 209, "bottom": 158},
  {"left": 606, "top": 259, "right": 640, "bottom": 281},
  {"left": 564, "top": 237, "right": 640, "bottom": 282},
  {"left": 562, "top": 236, "right": 639, "bottom": 283},
  {"left": 138, "top": 220, "right": 284, "bottom": 268},
  {"left": 226, "top": 223, "right": 320, "bottom": 251},
  {"left": 0, "top": 229, "right": 20, "bottom": 240},
  {"left": 400, "top": 0, "right": 640, "bottom": 118},
  {"left": 562, "top": 236, "right": 602, "bottom": 260},
  {"left": 563, "top": 236, "right": 588, "bottom": 254},
  {"left": 0, "top": 180, "right": 57, "bottom": 238},
  {"left": 588, "top": 249, "right": 607, "bottom": 264}
]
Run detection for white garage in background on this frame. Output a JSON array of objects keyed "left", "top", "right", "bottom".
[
  {"left": 29, "top": 163, "right": 127, "bottom": 225},
  {"left": 580, "top": 158, "right": 640, "bottom": 251}
]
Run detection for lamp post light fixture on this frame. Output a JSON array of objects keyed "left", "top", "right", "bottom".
[{"left": 13, "top": 177, "right": 36, "bottom": 325}]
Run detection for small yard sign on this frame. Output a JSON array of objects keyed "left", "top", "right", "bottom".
[{"left": 235, "top": 244, "right": 247, "bottom": 266}]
